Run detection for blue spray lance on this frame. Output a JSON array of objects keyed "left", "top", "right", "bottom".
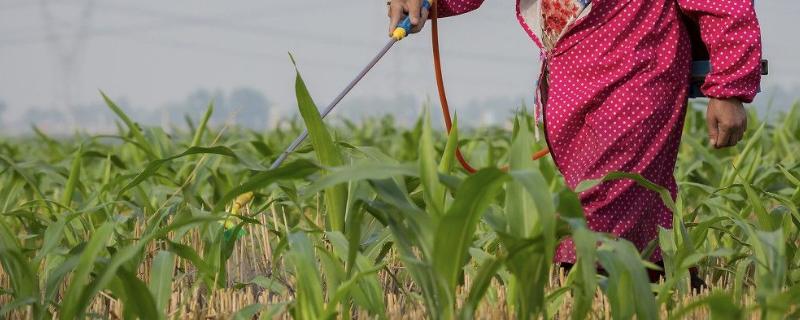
[
  {"left": 220, "top": 1, "right": 433, "bottom": 238},
  {"left": 269, "top": 1, "right": 431, "bottom": 170}
]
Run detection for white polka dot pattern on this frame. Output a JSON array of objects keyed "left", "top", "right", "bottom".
[
  {"left": 436, "top": 0, "right": 485, "bottom": 17},
  {"left": 438, "top": 0, "right": 763, "bottom": 263}
]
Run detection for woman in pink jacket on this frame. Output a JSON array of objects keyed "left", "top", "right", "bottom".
[{"left": 389, "top": 0, "right": 763, "bottom": 275}]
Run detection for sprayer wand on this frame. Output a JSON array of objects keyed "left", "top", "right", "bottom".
[{"left": 269, "top": 1, "right": 431, "bottom": 170}]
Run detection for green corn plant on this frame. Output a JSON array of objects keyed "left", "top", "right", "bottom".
[
  {"left": 287, "top": 232, "right": 325, "bottom": 319},
  {"left": 596, "top": 238, "right": 659, "bottom": 320},
  {"left": 496, "top": 118, "right": 556, "bottom": 319},
  {"left": 302, "top": 111, "right": 512, "bottom": 318},
  {"left": 572, "top": 171, "right": 679, "bottom": 319},
  {"left": 0, "top": 83, "right": 799, "bottom": 319},
  {"left": 324, "top": 231, "right": 386, "bottom": 316},
  {"left": 557, "top": 188, "right": 598, "bottom": 320},
  {"left": 101, "top": 91, "right": 159, "bottom": 159},
  {"left": 291, "top": 56, "right": 348, "bottom": 233},
  {"left": 0, "top": 218, "right": 44, "bottom": 319}
]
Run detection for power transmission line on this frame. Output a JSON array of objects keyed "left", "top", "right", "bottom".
[
  {"left": 39, "top": 0, "right": 95, "bottom": 125},
  {"left": 0, "top": 2, "right": 534, "bottom": 65},
  {"left": 0, "top": 2, "right": 346, "bottom": 44},
  {"left": 3, "top": 0, "right": 531, "bottom": 112}
]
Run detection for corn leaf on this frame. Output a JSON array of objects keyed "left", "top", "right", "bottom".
[
  {"left": 287, "top": 232, "right": 325, "bottom": 320},
  {"left": 149, "top": 251, "right": 175, "bottom": 313},
  {"left": 433, "top": 168, "right": 508, "bottom": 315},
  {"left": 291, "top": 56, "right": 349, "bottom": 232}
]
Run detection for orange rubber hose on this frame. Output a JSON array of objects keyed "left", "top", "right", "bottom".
[{"left": 430, "top": 2, "right": 549, "bottom": 174}]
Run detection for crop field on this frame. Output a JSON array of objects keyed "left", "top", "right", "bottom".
[{"left": 1, "top": 68, "right": 799, "bottom": 319}]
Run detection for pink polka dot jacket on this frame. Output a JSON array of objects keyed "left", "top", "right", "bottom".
[{"left": 436, "top": 0, "right": 763, "bottom": 263}]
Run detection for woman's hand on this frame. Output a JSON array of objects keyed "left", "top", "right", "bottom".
[
  {"left": 706, "top": 98, "right": 748, "bottom": 149},
  {"left": 388, "top": 0, "right": 429, "bottom": 36}
]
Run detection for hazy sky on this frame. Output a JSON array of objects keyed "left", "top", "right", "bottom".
[{"left": 0, "top": 0, "right": 798, "bottom": 130}]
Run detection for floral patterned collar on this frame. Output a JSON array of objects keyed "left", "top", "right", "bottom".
[{"left": 541, "top": 0, "right": 591, "bottom": 49}]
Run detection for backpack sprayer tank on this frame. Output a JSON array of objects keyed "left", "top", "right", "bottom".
[{"left": 683, "top": 13, "right": 768, "bottom": 98}]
